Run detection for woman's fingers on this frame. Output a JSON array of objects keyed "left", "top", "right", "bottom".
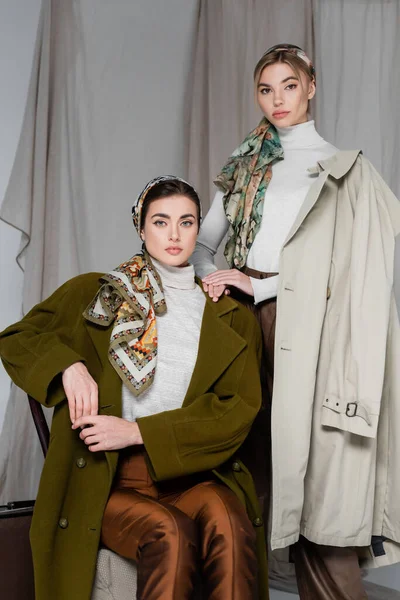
[
  {"left": 75, "top": 394, "right": 84, "bottom": 421},
  {"left": 90, "top": 386, "right": 99, "bottom": 416},
  {"left": 62, "top": 362, "right": 99, "bottom": 423},
  {"left": 203, "top": 269, "right": 233, "bottom": 282},
  {"left": 67, "top": 393, "right": 76, "bottom": 424},
  {"left": 211, "top": 284, "right": 226, "bottom": 302},
  {"left": 73, "top": 415, "right": 142, "bottom": 451},
  {"left": 203, "top": 270, "right": 253, "bottom": 296},
  {"left": 73, "top": 415, "right": 99, "bottom": 430}
]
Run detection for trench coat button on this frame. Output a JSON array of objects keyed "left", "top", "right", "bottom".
[
  {"left": 327, "top": 286, "right": 331, "bottom": 300},
  {"left": 58, "top": 517, "right": 69, "bottom": 529},
  {"left": 232, "top": 461, "right": 241, "bottom": 472},
  {"left": 253, "top": 517, "right": 263, "bottom": 527},
  {"left": 76, "top": 457, "right": 86, "bottom": 468}
]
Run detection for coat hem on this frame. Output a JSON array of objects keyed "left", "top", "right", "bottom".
[
  {"left": 300, "top": 524, "right": 371, "bottom": 547},
  {"left": 270, "top": 531, "right": 300, "bottom": 551}
]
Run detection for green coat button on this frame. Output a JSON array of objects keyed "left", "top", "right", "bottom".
[
  {"left": 59, "top": 518, "right": 69, "bottom": 529},
  {"left": 253, "top": 517, "right": 263, "bottom": 528},
  {"left": 232, "top": 461, "right": 241, "bottom": 472},
  {"left": 76, "top": 458, "right": 87, "bottom": 468}
]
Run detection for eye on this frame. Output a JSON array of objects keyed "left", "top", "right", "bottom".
[
  {"left": 181, "top": 220, "right": 195, "bottom": 227},
  {"left": 285, "top": 83, "right": 297, "bottom": 90},
  {"left": 153, "top": 220, "right": 167, "bottom": 227},
  {"left": 260, "top": 88, "right": 271, "bottom": 95}
]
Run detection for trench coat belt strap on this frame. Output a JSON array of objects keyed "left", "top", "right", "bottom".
[
  {"left": 241, "top": 267, "right": 278, "bottom": 280},
  {"left": 324, "top": 397, "right": 373, "bottom": 426}
]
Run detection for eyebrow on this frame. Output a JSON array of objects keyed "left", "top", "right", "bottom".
[
  {"left": 150, "top": 213, "right": 196, "bottom": 219},
  {"left": 258, "top": 76, "right": 299, "bottom": 88}
]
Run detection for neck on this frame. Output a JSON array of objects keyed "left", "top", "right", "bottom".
[
  {"left": 151, "top": 257, "right": 196, "bottom": 290},
  {"left": 275, "top": 119, "right": 325, "bottom": 150}
]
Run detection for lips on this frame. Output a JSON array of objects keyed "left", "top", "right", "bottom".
[
  {"left": 272, "top": 111, "right": 290, "bottom": 119},
  {"left": 165, "top": 247, "right": 182, "bottom": 255}
]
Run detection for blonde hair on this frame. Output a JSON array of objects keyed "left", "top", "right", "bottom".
[{"left": 254, "top": 49, "right": 314, "bottom": 89}]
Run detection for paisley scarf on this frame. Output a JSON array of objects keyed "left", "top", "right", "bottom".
[{"left": 214, "top": 118, "right": 283, "bottom": 269}]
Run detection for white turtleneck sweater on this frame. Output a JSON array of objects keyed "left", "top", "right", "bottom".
[
  {"left": 192, "top": 120, "right": 338, "bottom": 304},
  {"left": 122, "top": 259, "right": 206, "bottom": 422}
]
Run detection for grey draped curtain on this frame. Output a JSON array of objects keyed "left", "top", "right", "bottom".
[
  {"left": 313, "top": 0, "right": 400, "bottom": 197},
  {"left": 187, "top": 0, "right": 315, "bottom": 210},
  {"left": 0, "top": 0, "right": 198, "bottom": 502}
]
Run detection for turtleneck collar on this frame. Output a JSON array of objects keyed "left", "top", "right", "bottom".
[
  {"left": 275, "top": 120, "right": 325, "bottom": 150},
  {"left": 152, "top": 258, "right": 196, "bottom": 290}
]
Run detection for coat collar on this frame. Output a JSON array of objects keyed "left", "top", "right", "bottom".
[
  {"left": 309, "top": 149, "right": 362, "bottom": 179},
  {"left": 283, "top": 150, "right": 362, "bottom": 248}
]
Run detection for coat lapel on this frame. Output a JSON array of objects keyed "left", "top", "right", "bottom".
[
  {"left": 283, "top": 169, "right": 330, "bottom": 249},
  {"left": 183, "top": 293, "right": 246, "bottom": 406}
]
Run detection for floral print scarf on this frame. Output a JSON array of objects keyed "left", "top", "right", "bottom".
[{"left": 214, "top": 118, "right": 283, "bottom": 269}]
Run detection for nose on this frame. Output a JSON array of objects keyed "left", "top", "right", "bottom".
[
  {"left": 273, "top": 92, "right": 283, "bottom": 107},
  {"left": 169, "top": 224, "right": 180, "bottom": 242}
]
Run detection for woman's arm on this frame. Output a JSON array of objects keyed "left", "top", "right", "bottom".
[
  {"left": 0, "top": 274, "right": 101, "bottom": 421},
  {"left": 191, "top": 190, "right": 229, "bottom": 278},
  {"left": 194, "top": 190, "right": 279, "bottom": 303},
  {"left": 203, "top": 271, "right": 279, "bottom": 304}
]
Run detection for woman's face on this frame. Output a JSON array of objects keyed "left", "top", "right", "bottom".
[
  {"left": 141, "top": 194, "right": 199, "bottom": 267},
  {"left": 257, "top": 61, "right": 315, "bottom": 128}
]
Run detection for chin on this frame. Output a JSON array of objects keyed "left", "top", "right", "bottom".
[
  {"left": 154, "top": 252, "right": 191, "bottom": 268},
  {"left": 269, "top": 116, "right": 293, "bottom": 128}
]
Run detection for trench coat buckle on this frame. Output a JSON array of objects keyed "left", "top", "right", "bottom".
[{"left": 345, "top": 402, "right": 358, "bottom": 418}]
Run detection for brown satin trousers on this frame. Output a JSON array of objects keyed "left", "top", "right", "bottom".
[
  {"left": 101, "top": 447, "right": 258, "bottom": 599},
  {"left": 238, "top": 267, "right": 368, "bottom": 600}
]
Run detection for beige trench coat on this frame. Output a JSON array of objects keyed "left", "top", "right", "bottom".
[{"left": 271, "top": 150, "right": 400, "bottom": 569}]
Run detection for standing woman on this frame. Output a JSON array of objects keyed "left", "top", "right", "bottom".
[
  {"left": 0, "top": 176, "right": 268, "bottom": 600},
  {"left": 192, "top": 44, "right": 400, "bottom": 599}
]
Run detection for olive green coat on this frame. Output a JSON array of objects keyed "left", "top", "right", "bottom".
[{"left": 0, "top": 273, "right": 268, "bottom": 600}]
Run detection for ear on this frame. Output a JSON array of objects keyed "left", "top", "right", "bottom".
[
  {"left": 308, "top": 80, "right": 316, "bottom": 101},
  {"left": 140, "top": 229, "right": 145, "bottom": 241}
]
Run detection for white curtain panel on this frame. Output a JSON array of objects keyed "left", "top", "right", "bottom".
[
  {"left": 187, "top": 0, "right": 314, "bottom": 211},
  {"left": 0, "top": 0, "right": 198, "bottom": 502},
  {"left": 313, "top": 0, "right": 400, "bottom": 197}
]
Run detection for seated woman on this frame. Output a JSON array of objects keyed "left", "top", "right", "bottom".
[{"left": 0, "top": 176, "right": 267, "bottom": 600}]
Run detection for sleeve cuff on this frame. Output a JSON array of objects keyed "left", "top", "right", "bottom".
[
  {"left": 251, "top": 275, "right": 279, "bottom": 305},
  {"left": 25, "top": 345, "right": 85, "bottom": 405},
  {"left": 137, "top": 412, "right": 184, "bottom": 481}
]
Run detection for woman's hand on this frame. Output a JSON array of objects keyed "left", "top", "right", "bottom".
[
  {"left": 72, "top": 415, "right": 143, "bottom": 451},
  {"left": 202, "top": 280, "right": 230, "bottom": 302},
  {"left": 202, "top": 269, "right": 254, "bottom": 300},
  {"left": 62, "top": 362, "right": 98, "bottom": 424}
]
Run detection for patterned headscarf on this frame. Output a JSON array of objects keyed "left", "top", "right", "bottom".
[
  {"left": 84, "top": 175, "right": 196, "bottom": 395},
  {"left": 132, "top": 175, "right": 201, "bottom": 233}
]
